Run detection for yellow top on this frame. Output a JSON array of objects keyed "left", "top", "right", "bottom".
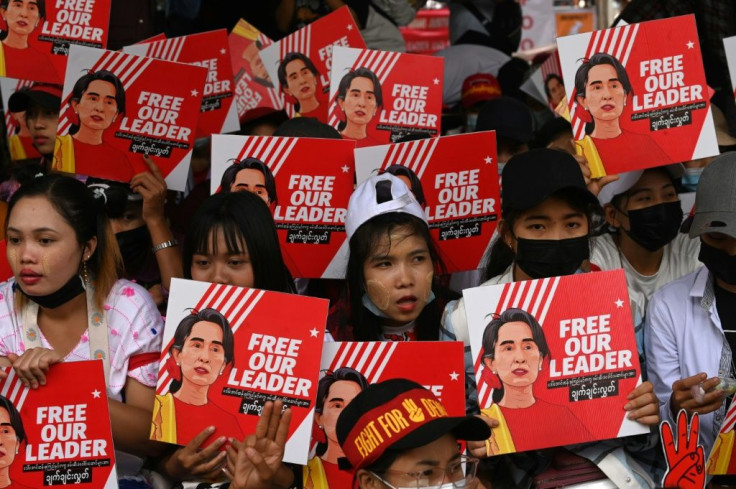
[
  {"left": 480, "top": 404, "right": 516, "bottom": 455},
  {"left": 150, "top": 392, "right": 177, "bottom": 444}
]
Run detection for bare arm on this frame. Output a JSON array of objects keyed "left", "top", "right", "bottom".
[{"left": 108, "top": 377, "right": 164, "bottom": 458}]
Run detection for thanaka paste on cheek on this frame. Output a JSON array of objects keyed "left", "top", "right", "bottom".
[
  {"left": 7, "top": 248, "right": 17, "bottom": 273},
  {"left": 365, "top": 279, "right": 391, "bottom": 311},
  {"left": 424, "top": 271, "right": 433, "bottom": 302}
]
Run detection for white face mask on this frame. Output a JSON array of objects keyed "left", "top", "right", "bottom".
[{"left": 372, "top": 472, "right": 465, "bottom": 489}]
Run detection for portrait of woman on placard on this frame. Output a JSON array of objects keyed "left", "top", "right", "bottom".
[
  {"left": 53, "top": 70, "right": 135, "bottom": 183},
  {"left": 480, "top": 308, "right": 592, "bottom": 455},
  {"left": 278, "top": 51, "right": 326, "bottom": 120},
  {"left": 335, "top": 68, "right": 383, "bottom": 148},
  {"left": 573, "top": 52, "right": 670, "bottom": 176},
  {"left": 0, "top": 395, "right": 29, "bottom": 489},
  {"left": 219, "top": 157, "right": 278, "bottom": 210},
  {"left": 0, "top": 0, "right": 57, "bottom": 82},
  {"left": 304, "top": 367, "right": 369, "bottom": 489},
  {"left": 151, "top": 308, "right": 244, "bottom": 445}
]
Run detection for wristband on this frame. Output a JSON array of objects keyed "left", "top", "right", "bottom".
[{"left": 152, "top": 239, "right": 179, "bottom": 254}]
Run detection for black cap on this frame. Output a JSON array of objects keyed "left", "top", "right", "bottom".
[
  {"left": 501, "top": 148, "right": 598, "bottom": 214},
  {"left": 8, "top": 84, "right": 62, "bottom": 113},
  {"left": 336, "top": 378, "right": 490, "bottom": 470},
  {"left": 531, "top": 117, "right": 573, "bottom": 149},
  {"left": 476, "top": 96, "right": 534, "bottom": 143}
]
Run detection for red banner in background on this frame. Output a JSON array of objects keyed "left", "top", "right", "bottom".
[{"left": 400, "top": 8, "right": 450, "bottom": 55}]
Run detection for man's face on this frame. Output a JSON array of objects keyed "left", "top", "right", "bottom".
[{"left": 25, "top": 101, "right": 59, "bottom": 156}]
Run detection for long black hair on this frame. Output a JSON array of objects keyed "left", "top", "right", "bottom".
[
  {"left": 277, "top": 52, "right": 320, "bottom": 113},
  {"left": 482, "top": 308, "right": 550, "bottom": 403},
  {"left": 315, "top": 367, "right": 369, "bottom": 456},
  {"left": 346, "top": 212, "right": 444, "bottom": 341},
  {"left": 69, "top": 70, "right": 126, "bottom": 135},
  {"left": 0, "top": 395, "right": 26, "bottom": 446},
  {"left": 335, "top": 68, "right": 383, "bottom": 132},
  {"left": 574, "top": 53, "right": 633, "bottom": 135},
  {"left": 219, "top": 157, "right": 278, "bottom": 204},
  {"left": 483, "top": 189, "right": 597, "bottom": 281},
  {"left": 169, "top": 308, "right": 235, "bottom": 394},
  {"left": 183, "top": 191, "right": 295, "bottom": 293}
]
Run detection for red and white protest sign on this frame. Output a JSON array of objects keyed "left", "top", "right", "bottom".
[
  {"left": 0, "top": 0, "right": 111, "bottom": 84},
  {"left": 0, "top": 362, "right": 117, "bottom": 487},
  {"left": 55, "top": 45, "right": 206, "bottom": 190},
  {"left": 228, "top": 19, "right": 282, "bottom": 123},
  {"left": 399, "top": 8, "right": 450, "bottom": 55},
  {"left": 308, "top": 341, "right": 465, "bottom": 487},
  {"left": 153, "top": 278, "right": 328, "bottom": 465},
  {"left": 725, "top": 36, "right": 736, "bottom": 102},
  {"left": 211, "top": 134, "right": 355, "bottom": 279},
  {"left": 519, "top": 0, "right": 556, "bottom": 52},
  {"left": 124, "top": 29, "right": 240, "bottom": 138},
  {"left": 259, "top": 7, "right": 366, "bottom": 122},
  {"left": 1, "top": 78, "right": 42, "bottom": 160},
  {"left": 521, "top": 50, "right": 564, "bottom": 109},
  {"left": 557, "top": 15, "right": 719, "bottom": 178},
  {"left": 328, "top": 46, "right": 443, "bottom": 146},
  {"left": 355, "top": 132, "right": 499, "bottom": 273},
  {"left": 464, "top": 270, "right": 647, "bottom": 454}
]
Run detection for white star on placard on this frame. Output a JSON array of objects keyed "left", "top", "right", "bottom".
[
  {"left": 686, "top": 40, "right": 695, "bottom": 49},
  {"left": 433, "top": 78, "right": 440, "bottom": 85},
  {"left": 220, "top": 48, "right": 227, "bottom": 55},
  {"left": 450, "top": 371, "right": 460, "bottom": 381},
  {"left": 92, "top": 390, "right": 101, "bottom": 399},
  {"left": 615, "top": 298, "right": 625, "bottom": 308},
  {"left": 310, "top": 328, "right": 319, "bottom": 338},
  {"left": 484, "top": 156, "right": 493, "bottom": 164},
  {"left": 347, "top": 24, "right": 353, "bottom": 30},
  {"left": 341, "top": 164, "right": 350, "bottom": 173},
  {"left": 191, "top": 89, "right": 199, "bottom": 97}
]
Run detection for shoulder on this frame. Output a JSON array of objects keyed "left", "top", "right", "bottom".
[
  {"left": 104, "top": 280, "right": 163, "bottom": 329},
  {"left": 589, "top": 234, "right": 619, "bottom": 270},
  {"left": 648, "top": 268, "right": 704, "bottom": 319}
]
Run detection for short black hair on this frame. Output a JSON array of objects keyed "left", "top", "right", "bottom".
[{"left": 220, "top": 157, "right": 278, "bottom": 204}]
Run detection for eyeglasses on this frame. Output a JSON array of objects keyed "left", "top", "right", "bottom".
[{"left": 371, "top": 454, "right": 480, "bottom": 488}]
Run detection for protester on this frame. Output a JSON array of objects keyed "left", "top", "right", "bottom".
[
  {"left": 329, "top": 173, "right": 457, "bottom": 341},
  {"left": 460, "top": 73, "right": 502, "bottom": 132},
  {"left": 442, "top": 149, "right": 662, "bottom": 488},
  {"left": 645, "top": 152, "right": 736, "bottom": 459},
  {"left": 475, "top": 97, "right": 534, "bottom": 173},
  {"left": 6, "top": 83, "right": 61, "bottom": 162},
  {"left": 337, "top": 378, "right": 491, "bottom": 489},
  {"left": 0, "top": 174, "right": 163, "bottom": 484}
]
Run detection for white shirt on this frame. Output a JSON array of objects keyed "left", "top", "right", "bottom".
[
  {"left": 590, "top": 233, "right": 702, "bottom": 321},
  {"left": 645, "top": 267, "right": 730, "bottom": 456}
]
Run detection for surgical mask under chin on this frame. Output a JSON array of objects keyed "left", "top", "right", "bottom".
[
  {"left": 514, "top": 235, "right": 590, "bottom": 279},
  {"left": 361, "top": 291, "right": 436, "bottom": 319},
  {"left": 682, "top": 167, "right": 703, "bottom": 192},
  {"left": 465, "top": 113, "right": 478, "bottom": 132}
]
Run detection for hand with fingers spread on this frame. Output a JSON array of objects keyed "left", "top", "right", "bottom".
[
  {"left": 225, "top": 400, "right": 294, "bottom": 489},
  {"left": 624, "top": 381, "right": 660, "bottom": 426},
  {"left": 163, "top": 426, "right": 228, "bottom": 482},
  {"left": 661, "top": 410, "right": 706, "bottom": 489},
  {"left": 671, "top": 373, "right": 724, "bottom": 417},
  {"left": 7, "top": 348, "right": 62, "bottom": 389}
]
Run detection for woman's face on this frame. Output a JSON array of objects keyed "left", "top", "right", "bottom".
[
  {"left": 546, "top": 77, "right": 565, "bottom": 107},
  {"left": 6, "top": 196, "right": 94, "bottom": 297},
  {"left": 509, "top": 195, "right": 589, "bottom": 245},
  {"left": 486, "top": 321, "right": 542, "bottom": 389},
  {"left": 314, "top": 380, "right": 362, "bottom": 447},
  {"left": 0, "top": 407, "right": 18, "bottom": 469},
  {"left": 230, "top": 168, "right": 270, "bottom": 204},
  {"left": 173, "top": 320, "right": 227, "bottom": 388},
  {"left": 362, "top": 225, "right": 433, "bottom": 326},
  {"left": 284, "top": 59, "right": 317, "bottom": 102},
  {"left": 578, "top": 64, "right": 626, "bottom": 123},
  {"left": 3, "top": 0, "right": 40, "bottom": 37},
  {"left": 339, "top": 77, "right": 377, "bottom": 127},
  {"left": 191, "top": 228, "right": 255, "bottom": 288},
  {"left": 72, "top": 80, "right": 119, "bottom": 132}
]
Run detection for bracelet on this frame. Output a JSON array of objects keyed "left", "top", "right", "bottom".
[{"left": 152, "top": 239, "right": 179, "bottom": 254}]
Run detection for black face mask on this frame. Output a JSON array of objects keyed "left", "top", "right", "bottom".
[
  {"left": 15, "top": 274, "right": 85, "bottom": 309},
  {"left": 699, "top": 240, "right": 736, "bottom": 285},
  {"left": 116, "top": 226, "right": 151, "bottom": 265},
  {"left": 515, "top": 236, "right": 590, "bottom": 279},
  {"left": 621, "top": 201, "right": 683, "bottom": 252}
]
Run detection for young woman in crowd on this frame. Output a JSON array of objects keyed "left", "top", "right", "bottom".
[
  {"left": 329, "top": 173, "right": 457, "bottom": 341},
  {"left": 0, "top": 174, "right": 163, "bottom": 484},
  {"left": 591, "top": 166, "right": 701, "bottom": 323},
  {"left": 442, "top": 149, "right": 662, "bottom": 488}
]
